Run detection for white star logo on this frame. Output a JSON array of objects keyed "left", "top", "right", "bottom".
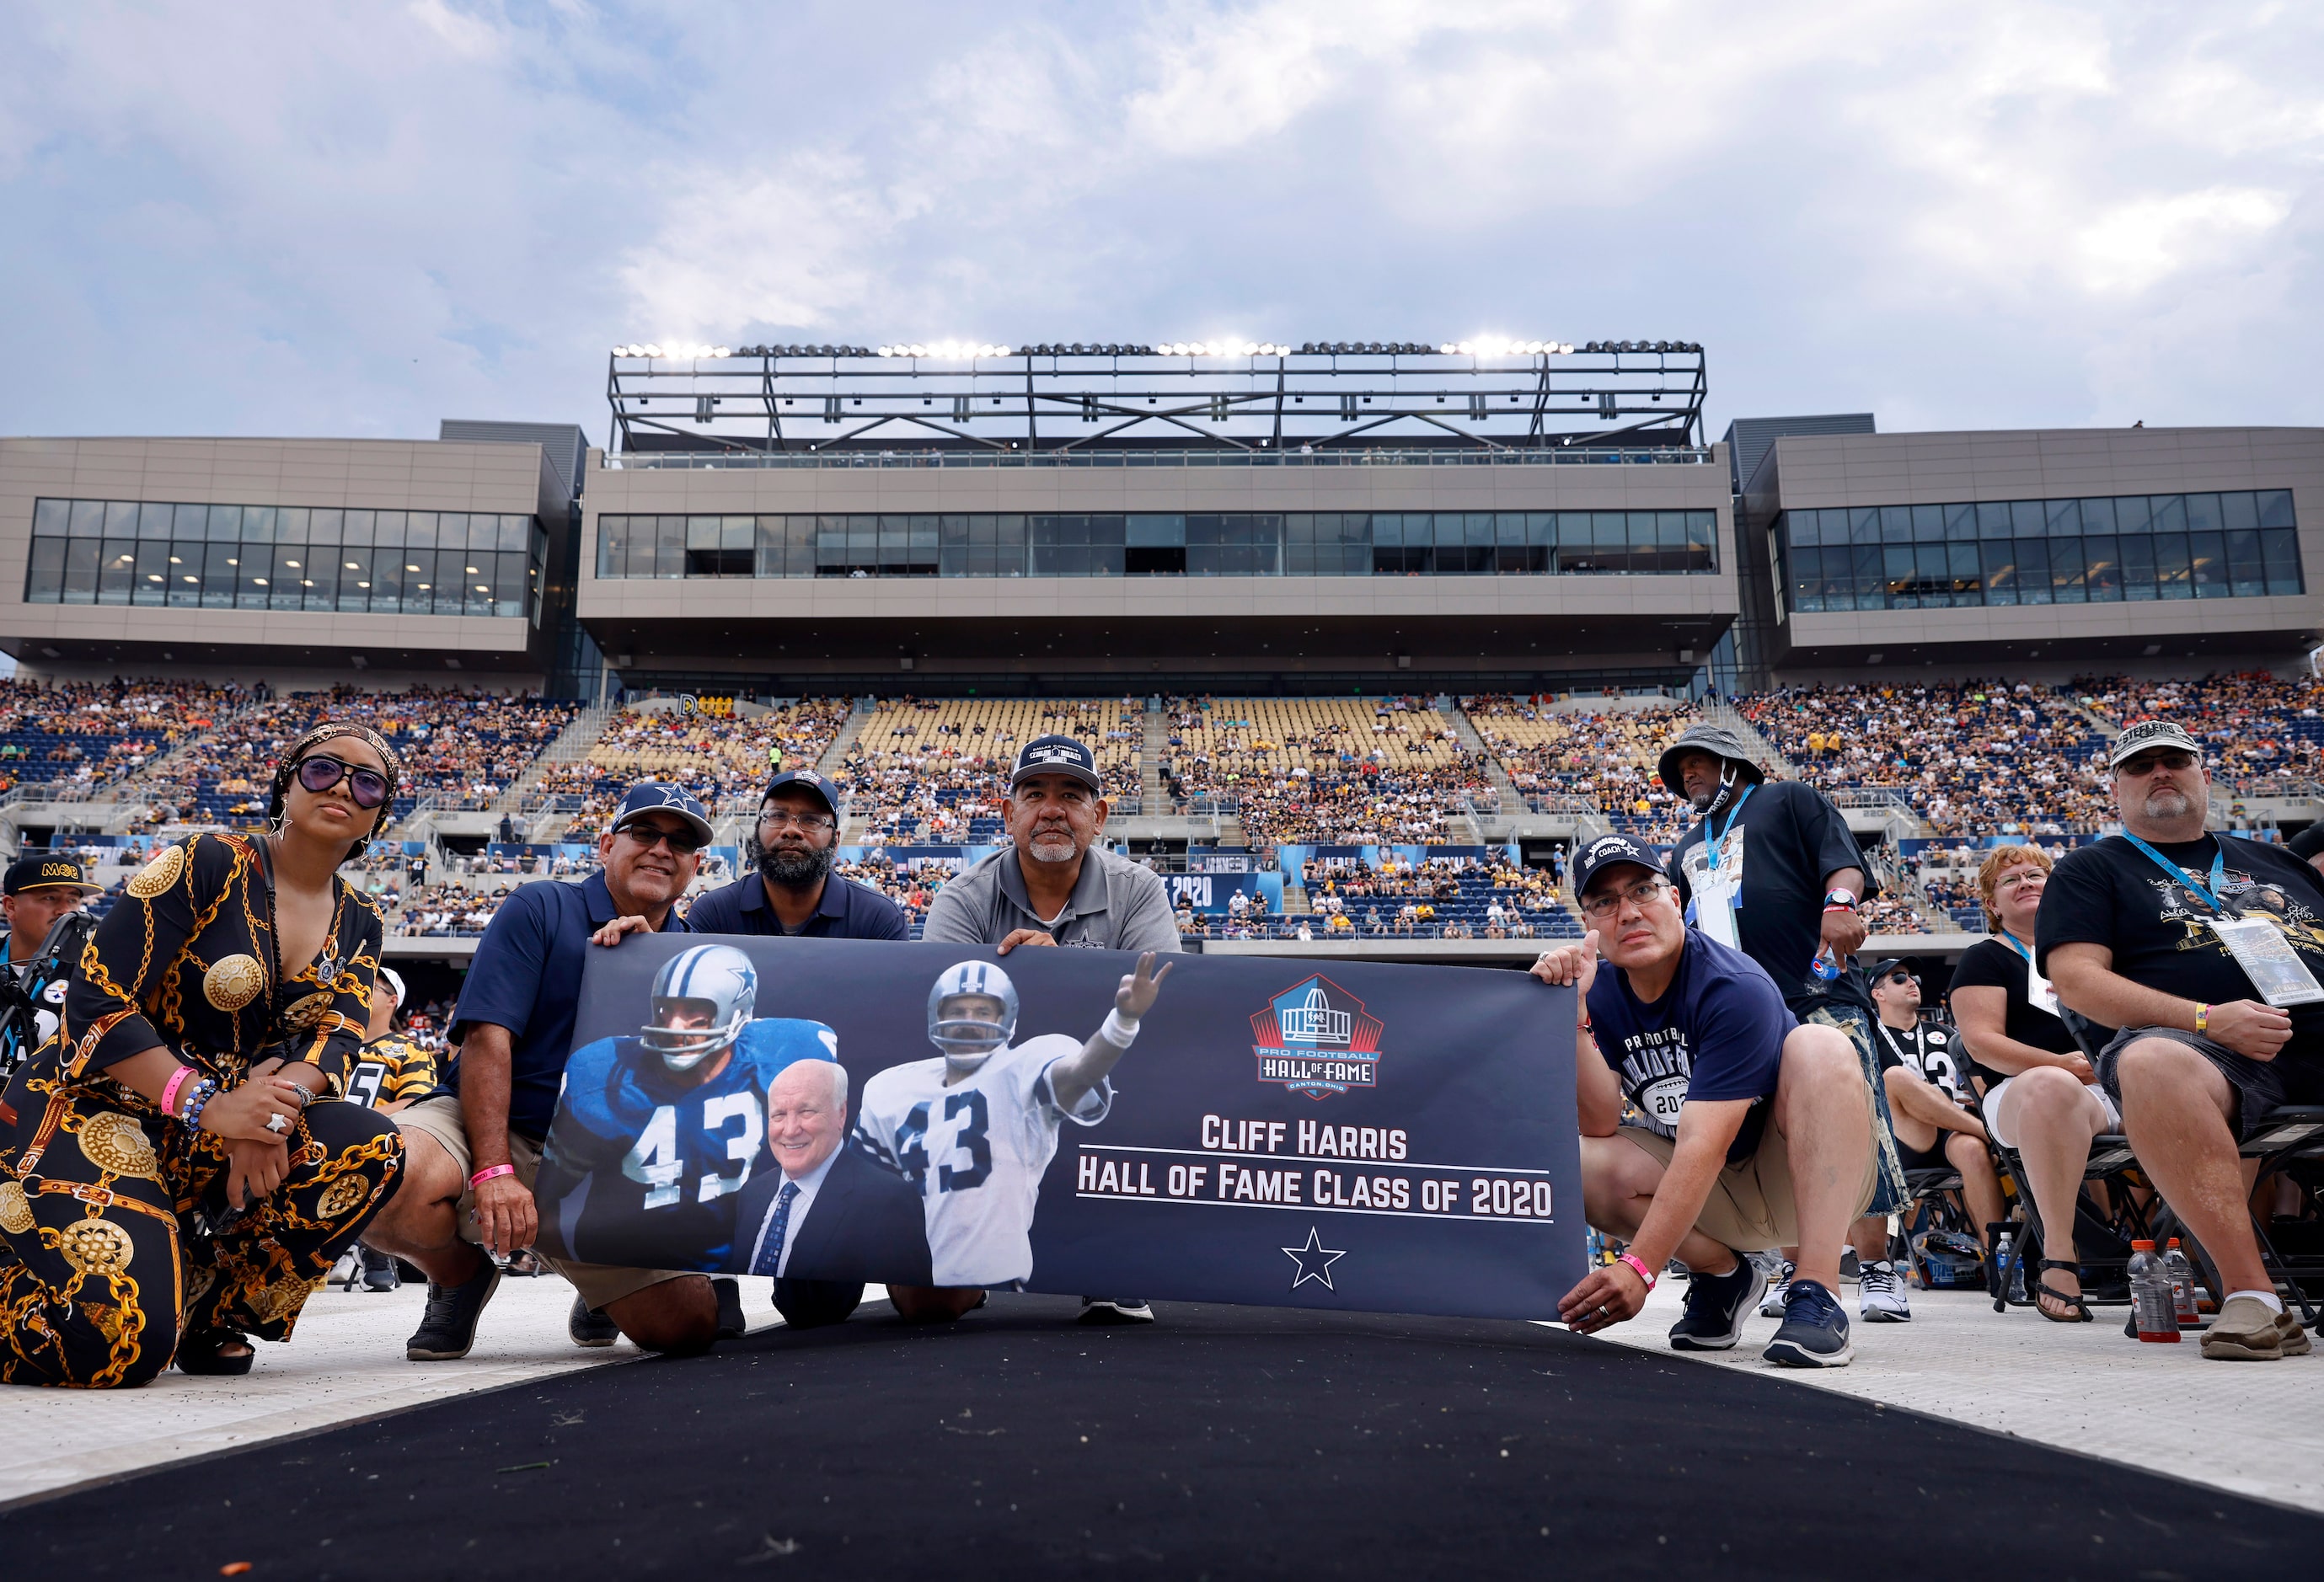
[{"left": 1281, "top": 1227, "right": 1347, "bottom": 1291}]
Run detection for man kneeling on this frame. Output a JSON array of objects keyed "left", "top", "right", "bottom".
[{"left": 1534, "top": 835, "right": 1877, "bottom": 1367}]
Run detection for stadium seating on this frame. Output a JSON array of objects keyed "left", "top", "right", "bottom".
[
  {"left": 547, "top": 697, "right": 854, "bottom": 838},
  {"left": 839, "top": 697, "right": 1141, "bottom": 843},
  {"left": 1159, "top": 696, "right": 1487, "bottom": 846},
  {"left": 1461, "top": 695, "right": 1700, "bottom": 842},
  {"left": 2075, "top": 671, "right": 2324, "bottom": 793},
  {"left": 0, "top": 678, "right": 238, "bottom": 794}
]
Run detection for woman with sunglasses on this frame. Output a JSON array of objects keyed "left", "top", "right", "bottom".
[
  {"left": 0, "top": 724, "right": 407, "bottom": 1385},
  {"left": 1947, "top": 843, "right": 2119, "bottom": 1323}
]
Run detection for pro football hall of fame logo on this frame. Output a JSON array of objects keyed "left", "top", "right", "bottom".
[{"left": 1250, "top": 975, "right": 1384, "bottom": 1099}]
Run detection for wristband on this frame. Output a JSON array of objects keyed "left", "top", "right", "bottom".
[
  {"left": 1615, "top": 1251, "right": 1657, "bottom": 1291},
  {"left": 180, "top": 1078, "right": 219, "bottom": 1133},
  {"left": 1099, "top": 1008, "right": 1140, "bottom": 1050},
  {"left": 2195, "top": 1002, "right": 2209, "bottom": 1035},
  {"left": 469, "top": 1163, "right": 517, "bottom": 1189},
  {"left": 160, "top": 1066, "right": 194, "bottom": 1120}
]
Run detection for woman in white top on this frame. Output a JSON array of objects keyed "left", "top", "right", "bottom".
[{"left": 1948, "top": 844, "right": 2122, "bottom": 1322}]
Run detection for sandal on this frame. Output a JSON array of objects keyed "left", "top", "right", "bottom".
[
  {"left": 2033, "top": 1259, "right": 2092, "bottom": 1323},
  {"left": 176, "top": 1328, "right": 255, "bottom": 1375}
]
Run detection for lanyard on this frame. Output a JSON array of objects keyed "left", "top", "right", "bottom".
[
  {"left": 1995, "top": 930, "right": 2036, "bottom": 965},
  {"left": 1703, "top": 784, "right": 1754, "bottom": 874},
  {"left": 2119, "top": 831, "right": 2230, "bottom": 916}
]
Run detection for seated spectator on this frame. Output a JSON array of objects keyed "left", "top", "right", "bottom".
[
  {"left": 1537, "top": 835, "right": 1876, "bottom": 1368},
  {"left": 1866, "top": 957, "right": 2005, "bottom": 1252},
  {"left": 1948, "top": 844, "right": 2119, "bottom": 1321},
  {"left": 2041, "top": 720, "right": 2324, "bottom": 1360}
]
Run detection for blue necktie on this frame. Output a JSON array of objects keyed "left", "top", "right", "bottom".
[{"left": 751, "top": 1182, "right": 800, "bottom": 1277}]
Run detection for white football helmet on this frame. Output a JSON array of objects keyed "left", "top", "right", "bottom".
[
  {"left": 928, "top": 959, "right": 1017, "bottom": 1072},
  {"left": 641, "top": 944, "right": 758, "bottom": 1071}
]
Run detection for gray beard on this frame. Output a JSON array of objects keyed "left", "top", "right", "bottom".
[
  {"left": 1026, "top": 834, "right": 1079, "bottom": 863},
  {"left": 758, "top": 842, "right": 835, "bottom": 890}
]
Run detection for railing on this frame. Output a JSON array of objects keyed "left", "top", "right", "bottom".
[
  {"left": 1517, "top": 792, "right": 1604, "bottom": 818},
  {"left": 605, "top": 446, "right": 1715, "bottom": 472}
]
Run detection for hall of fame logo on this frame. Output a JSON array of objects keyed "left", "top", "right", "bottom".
[{"left": 1250, "top": 975, "right": 1384, "bottom": 1099}]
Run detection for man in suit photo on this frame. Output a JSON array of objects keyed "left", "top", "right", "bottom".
[{"left": 736, "top": 1058, "right": 932, "bottom": 1327}]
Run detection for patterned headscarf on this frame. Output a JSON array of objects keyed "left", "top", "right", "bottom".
[{"left": 268, "top": 722, "right": 406, "bottom": 850}]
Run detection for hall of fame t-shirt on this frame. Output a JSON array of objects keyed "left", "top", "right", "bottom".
[{"left": 1586, "top": 927, "right": 1797, "bottom": 1164}]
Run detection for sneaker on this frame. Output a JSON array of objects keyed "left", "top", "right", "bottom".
[
  {"left": 1764, "top": 1279, "right": 1854, "bottom": 1368},
  {"left": 1839, "top": 1248, "right": 1862, "bottom": 1282},
  {"left": 1857, "top": 1260, "right": 1911, "bottom": 1323},
  {"left": 405, "top": 1258, "right": 502, "bottom": 1361},
  {"left": 568, "top": 1294, "right": 620, "bottom": 1349},
  {"left": 1078, "top": 1297, "right": 1155, "bottom": 1325},
  {"left": 1668, "top": 1259, "right": 1767, "bottom": 1352},
  {"left": 2201, "top": 1295, "right": 2293, "bottom": 1360},
  {"left": 712, "top": 1276, "right": 747, "bottom": 1339},
  {"left": 359, "top": 1246, "right": 400, "bottom": 1293},
  {"left": 1758, "top": 1259, "right": 1796, "bottom": 1317}
]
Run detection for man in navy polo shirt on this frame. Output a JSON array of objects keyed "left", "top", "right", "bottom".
[
  {"left": 686, "top": 770, "right": 907, "bottom": 940},
  {"left": 364, "top": 783, "right": 726, "bottom": 1361}
]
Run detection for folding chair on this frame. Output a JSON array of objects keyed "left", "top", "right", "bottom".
[{"left": 2235, "top": 1104, "right": 2324, "bottom": 1327}]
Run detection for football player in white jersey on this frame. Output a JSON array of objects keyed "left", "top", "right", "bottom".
[{"left": 854, "top": 952, "right": 1172, "bottom": 1296}]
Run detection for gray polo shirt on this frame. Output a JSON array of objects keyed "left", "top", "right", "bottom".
[{"left": 921, "top": 844, "right": 1183, "bottom": 953}]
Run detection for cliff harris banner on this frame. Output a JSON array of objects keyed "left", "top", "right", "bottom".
[{"left": 531, "top": 935, "right": 1581, "bottom": 1320}]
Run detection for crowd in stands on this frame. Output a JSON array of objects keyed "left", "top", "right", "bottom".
[
  {"left": 2076, "top": 671, "right": 2324, "bottom": 793},
  {"left": 838, "top": 697, "right": 1140, "bottom": 844},
  {"left": 552, "top": 697, "right": 853, "bottom": 839},
  {"left": 0, "top": 676, "right": 246, "bottom": 796},
  {"left": 1464, "top": 695, "right": 1700, "bottom": 841}
]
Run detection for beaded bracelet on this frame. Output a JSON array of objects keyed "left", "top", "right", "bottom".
[{"left": 179, "top": 1077, "right": 220, "bottom": 1133}]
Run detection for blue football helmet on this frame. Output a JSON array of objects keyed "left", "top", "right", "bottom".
[
  {"left": 641, "top": 944, "right": 758, "bottom": 1071},
  {"left": 928, "top": 959, "right": 1017, "bottom": 1071}
]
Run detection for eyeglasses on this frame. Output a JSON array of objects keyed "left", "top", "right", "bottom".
[
  {"left": 758, "top": 809, "right": 835, "bottom": 832},
  {"left": 1993, "top": 868, "right": 2045, "bottom": 892},
  {"left": 295, "top": 753, "right": 390, "bottom": 810},
  {"left": 1577, "top": 877, "right": 1669, "bottom": 921},
  {"left": 2116, "top": 750, "right": 2198, "bottom": 777},
  {"left": 1885, "top": 970, "right": 1920, "bottom": 986},
  {"left": 618, "top": 822, "right": 704, "bottom": 856}
]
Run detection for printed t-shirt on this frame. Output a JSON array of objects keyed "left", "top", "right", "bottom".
[{"left": 1668, "top": 779, "right": 1872, "bottom": 992}]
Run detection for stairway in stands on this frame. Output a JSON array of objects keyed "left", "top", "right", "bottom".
[
  {"left": 1439, "top": 696, "right": 1515, "bottom": 835},
  {"left": 490, "top": 701, "right": 615, "bottom": 826},
  {"left": 1142, "top": 700, "right": 1166, "bottom": 813},
  {"left": 818, "top": 698, "right": 876, "bottom": 840}
]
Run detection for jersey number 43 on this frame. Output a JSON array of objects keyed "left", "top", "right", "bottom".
[
  {"left": 894, "top": 1092, "right": 993, "bottom": 1194},
  {"left": 622, "top": 1094, "right": 762, "bottom": 1210}
]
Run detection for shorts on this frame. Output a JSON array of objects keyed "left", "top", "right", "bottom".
[
  {"left": 394, "top": 1095, "right": 701, "bottom": 1312},
  {"left": 1894, "top": 1133, "right": 1958, "bottom": 1174},
  {"left": 2096, "top": 1027, "right": 2324, "bottom": 1141},
  {"left": 1982, "top": 1072, "right": 2120, "bottom": 1151},
  {"left": 1614, "top": 1106, "right": 1880, "bottom": 1254}
]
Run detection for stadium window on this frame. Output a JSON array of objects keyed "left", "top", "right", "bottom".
[
  {"left": 2188, "top": 529, "right": 2229, "bottom": 597},
  {"left": 2118, "top": 534, "right": 2157, "bottom": 600},
  {"left": 2154, "top": 531, "right": 2193, "bottom": 598},
  {"left": 2262, "top": 528, "right": 2304, "bottom": 594},
  {"left": 2084, "top": 537, "right": 2122, "bottom": 601}
]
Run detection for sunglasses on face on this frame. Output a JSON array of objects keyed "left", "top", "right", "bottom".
[
  {"left": 1886, "top": 970, "right": 1920, "bottom": 986},
  {"left": 295, "top": 753, "right": 390, "bottom": 809},
  {"left": 2117, "top": 750, "right": 2197, "bottom": 777},
  {"left": 620, "top": 822, "right": 704, "bottom": 856}
]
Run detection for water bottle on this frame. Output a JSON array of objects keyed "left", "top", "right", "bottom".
[
  {"left": 1810, "top": 943, "right": 1841, "bottom": 981},
  {"left": 2005, "top": 1239, "right": 2026, "bottom": 1304},
  {"left": 2128, "top": 1240, "right": 2181, "bottom": 1342},
  {"left": 1990, "top": 1231, "right": 2014, "bottom": 1301},
  {"left": 2163, "top": 1239, "right": 2200, "bottom": 1327}
]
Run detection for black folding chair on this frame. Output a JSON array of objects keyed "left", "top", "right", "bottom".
[{"left": 2236, "top": 1104, "right": 2324, "bottom": 1327}]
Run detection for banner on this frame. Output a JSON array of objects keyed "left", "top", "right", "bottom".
[{"left": 532, "top": 936, "right": 1580, "bottom": 1320}]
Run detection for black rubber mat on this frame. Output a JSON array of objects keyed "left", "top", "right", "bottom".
[{"left": 4, "top": 1295, "right": 2316, "bottom": 1579}]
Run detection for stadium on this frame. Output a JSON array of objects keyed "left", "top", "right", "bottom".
[{"left": 4, "top": 343, "right": 2324, "bottom": 1568}]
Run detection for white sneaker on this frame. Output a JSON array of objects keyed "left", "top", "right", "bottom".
[
  {"left": 1758, "top": 1259, "right": 1795, "bottom": 1317},
  {"left": 1858, "top": 1259, "right": 1912, "bottom": 1323}
]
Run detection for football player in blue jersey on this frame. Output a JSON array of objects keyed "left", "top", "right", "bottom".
[{"left": 534, "top": 943, "right": 838, "bottom": 1271}]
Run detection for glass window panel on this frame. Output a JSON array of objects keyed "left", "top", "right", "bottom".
[
  {"left": 1786, "top": 546, "right": 1818, "bottom": 612},
  {"left": 2151, "top": 495, "right": 2187, "bottom": 534},
  {"left": 370, "top": 547, "right": 404, "bottom": 611},
  {"left": 1784, "top": 511, "right": 1815, "bottom": 549},
  {"left": 2262, "top": 529, "right": 2302, "bottom": 595},
  {"left": 270, "top": 545, "right": 304, "bottom": 611},
  {"left": 31, "top": 498, "right": 67, "bottom": 536},
  {"left": 1460, "top": 512, "right": 1489, "bottom": 546},
  {"left": 2011, "top": 500, "right": 2045, "bottom": 537},
  {"left": 24, "top": 537, "right": 63, "bottom": 601},
  {"left": 597, "top": 516, "right": 624, "bottom": 577},
  {"left": 1911, "top": 505, "right": 1944, "bottom": 542},
  {"left": 495, "top": 551, "right": 528, "bottom": 617},
  {"left": 199, "top": 504, "right": 235, "bottom": 541},
  {"left": 1916, "top": 544, "right": 1952, "bottom": 605},
  {"left": 163, "top": 544, "right": 200, "bottom": 606},
  {"left": 2115, "top": 494, "right": 2153, "bottom": 534},
  {"left": 2073, "top": 498, "right": 2114, "bottom": 535},
  {"left": 2016, "top": 539, "right": 2052, "bottom": 602},
  {"left": 2119, "top": 535, "right": 2156, "bottom": 600},
  {"left": 1627, "top": 513, "right": 1659, "bottom": 551},
  {"left": 2257, "top": 489, "right": 2295, "bottom": 529},
  {"left": 336, "top": 547, "right": 372, "bottom": 610},
  {"left": 720, "top": 515, "right": 754, "bottom": 553},
  {"left": 2185, "top": 494, "right": 2221, "bottom": 536},
  {"left": 2154, "top": 532, "right": 2193, "bottom": 598},
  {"left": 96, "top": 541, "right": 137, "bottom": 605},
  {"left": 1946, "top": 541, "right": 1984, "bottom": 603},
  {"left": 406, "top": 512, "right": 438, "bottom": 552},
  {"left": 1849, "top": 507, "right": 1880, "bottom": 545},
  {"left": 434, "top": 512, "right": 466, "bottom": 548},
  {"left": 1592, "top": 513, "right": 1628, "bottom": 563},
  {"left": 429, "top": 548, "right": 469, "bottom": 614},
  {"left": 686, "top": 516, "right": 720, "bottom": 551},
  {"left": 1943, "top": 502, "right": 1977, "bottom": 541},
  {"left": 656, "top": 516, "right": 686, "bottom": 578},
  {"left": 2221, "top": 492, "right": 2259, "bottom": 534},
  {"left": 1978, "top": 501, "right": 2014, "bottom": 538},
  {"left": 1981, "top": 542, "right": 2019, "bottom": 605},
  {"left": 1879, "top": 505, "right": 1911, "bottom": 541},
  {"left": 59, "top": 538, "right": 100, "bottom": 602},
  {"left": 1882, "top": 543, "right": 1915, "bottom": 606},
  {"left": 1845, "top": 545, "right": 1878, "bottom": 609},
  {"left": 2188, "top": 532, "right": 2227, "bottom": 597},
  {"left": 236, "top": 545, "right": 269, "bottom": 607},
  {"left": 132, "top": 541, "right": 169, "bottom": 605},
  {"left": 1496, "top": 514, "right": 1524, "bottom": 546},
  {"left": 2045, "top": 499, "right": 2080, "bottom": 537},
  {"left": 340, "top": 509, "right": 374, "bottom": 546},
  {"left": 301, "top": 545, "right": 339, "bottom": 611},
  {"left": 2226, "top": 530, "right": 2265, "bottom": 596},
  {"left": 103, "top": 500, "right": 139, "bottom": 537},
  {"left": 2084, "top": 536, "right": 2122, "bottom": 601},
  {"left": 2048, "top": 537, "right": 2086, "bottom": 602},
  {"left": 68, "top": 500, "right": 105, "bottom": 537},
  {"left": 201, "top": 542, "right": 237, "bottom": 608},
  {"left": 242, "top": 505, "right": 276, "bottom": 543},
  {"left": 278, "top": 507, "right": 309, "bottom": 542},
  {"left": 132, "top": 502, "right": 172, "bottom": 540},
  {"left": 1654, "top": 512, "right": 1687, "bottom": 548}
]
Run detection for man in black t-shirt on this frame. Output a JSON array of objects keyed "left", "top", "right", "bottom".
[
  {"left": 1867, "top": 957, "right": 2003, "bottom": 1246},
  {"left": 2040, "top": 718, "right": 2323, "bottom": 1361}
]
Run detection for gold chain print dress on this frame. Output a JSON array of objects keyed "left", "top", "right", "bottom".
[{"left": 0, "top": 831, "right": 404, "bottom": 1387}]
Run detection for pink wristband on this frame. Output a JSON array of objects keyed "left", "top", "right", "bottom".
[
  {"left": 159, "top": 1066, "right": 194, "bottom": 1120},
  {"left": 469, "top": 1163, "right": 517, "bottom": 1190},
  {"left": 1616, "top": 1251, "right": 1657, "bottom": 1291}
]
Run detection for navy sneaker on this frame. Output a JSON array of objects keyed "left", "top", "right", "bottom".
[
  {"left": 1764, "top": 1278, "right": 1853, "bottom": 1367},
  {"left": 1668, "top": 1259, "right": 1768, "bottom": 1351}
]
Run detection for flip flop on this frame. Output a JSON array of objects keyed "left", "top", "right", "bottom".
[{"left": 2033, "top": 1258, "right": 2092, "bottom": 1323}]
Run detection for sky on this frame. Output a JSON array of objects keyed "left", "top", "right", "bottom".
[{"left": 2, "top": 0, "right": 2321, "bottom": 448}]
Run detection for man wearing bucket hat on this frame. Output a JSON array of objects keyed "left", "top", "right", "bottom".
[{"left": 1656, "top": 722, "right": 1916, "bottom": 1324}]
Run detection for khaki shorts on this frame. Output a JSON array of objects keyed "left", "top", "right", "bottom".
[
  {"left": 1614, "top": 1093, "right": 1879, "bottom": 1253},
  {"left": 394, "top": 1095, "right": 701, "bottom": 1312}
]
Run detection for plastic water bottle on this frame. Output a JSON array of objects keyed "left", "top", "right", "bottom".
[
  {"left": 2128, "top": 1240, "right": 2181, "bottom": 1342},
  {"left": 2163, "top": 1239, "right": 2200, "bottom": 1327},
  {"left": 1990, "top": 1231, "right": 2014, "bottom": 1301},
  {"left": 2005, "top": 1238, "right": 2026, "bottom": 1303}
]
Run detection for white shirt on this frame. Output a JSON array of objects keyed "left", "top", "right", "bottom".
[{"left": 747, "top": 1143, "right": 841, "bottom": 1278}]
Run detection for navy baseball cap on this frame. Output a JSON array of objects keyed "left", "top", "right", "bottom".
[
  {"left": 762, "top": 769, "right": 843, "bottom": 819},
  {"left": 1570, "top": 832, "right": 1664, "bottom": 900},
  {"left": 608, "top": 782, "right": 714, "bottom": 846},
  {"left": 1009, "top": 735, "right": 1102, "bottom": 792},
  {"left": 3, "top": 856, "right": 99, "bottom": 896}
]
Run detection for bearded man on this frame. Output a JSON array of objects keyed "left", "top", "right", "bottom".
[{"left": 683, "top": 771, "right": 907, "bottom": 940}]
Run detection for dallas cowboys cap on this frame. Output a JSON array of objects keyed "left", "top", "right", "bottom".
[
  {"left": 608, "top": 782, "right": 715, "bottom": 846},
  {"left": 1009, "top": 734, "right": 1102, "bottom": 792},
  {"left": 2107, "top": 718, "right": 2204, "bottom": 771},
  {"left": 763, "top": 768, "right": 843, "bottom": 818},
  {"left": 1570, "top": 832, "right": 1665, "bottom": 900}
]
